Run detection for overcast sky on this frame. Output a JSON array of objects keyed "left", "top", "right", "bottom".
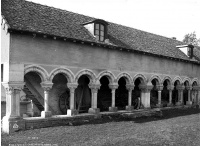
[{"left": 27, "top": 0, "right": 200, "bottom": 41}]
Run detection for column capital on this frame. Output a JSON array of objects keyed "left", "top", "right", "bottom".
[
  {"left": 126, "top": 84, "right": 135, "bottom": 91},
  {"left": 41, "top": 81, "right": 53, "bottom": 91},
  {"left": 139, "top": 84, "right": 153, "bottom": 92},
  {"left": 186, "top": 86, "right": 193, "bottom": 90},
  {"left": 67, "top": 83, "right": 78, "bottom": 90},
  {"left": 2, "top": 82, "right": 25, "bottom": 95},
  {"left": 167, "top": 85, "right": 174, "bottom": 91},
  {"left": 89, "top": 83, "right": 101, "bottom": 92},
  {"left": 193, "top": 86, "right": 200, "bottom": 91},
  {"left": 156, "top": 85, "right": 163, "bottom": 91},
  {"left": 176, "top": 85, "right": 185, "bottom": 91},
  {"left": 109, "top": 83, "right": 118, "bottom": 90}
]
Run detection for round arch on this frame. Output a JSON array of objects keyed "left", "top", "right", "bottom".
[
  {"left": 182, "top": 77, "right": 192, "bottom": 86},
  {"left": 116, "top": 72, "right": 133, "bottom": 85},
  {"left": 96, "top": 70, "right": 116, "bottom": 84},
  {"left": 24, "top": 65, "right": 48, "bottom": 82},
  {"left": 191, "top": 78, "right": 199, "bottom": 86},
  {"left": 75, "top": 69, "right": 96, "bottom": 84},
  {"left": 162, "top": 76, "right": 173, "bottom": 85},
  {"left": 49, "top": 67, "right": 75, "bottom": 83},
  {"left": 172, "top": 76, "right": 182, "bottom": 85},
  {"left": 149, "top": 75, "right": 162, "bottom": 85},
  {"left": 133, "top": 74, "right": 147, "bottom": 84}
]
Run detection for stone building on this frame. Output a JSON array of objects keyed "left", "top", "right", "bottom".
[{"left": 1, "top": 0, "right": 200, "bottom": 133}]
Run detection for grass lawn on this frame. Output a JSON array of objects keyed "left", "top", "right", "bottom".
[{"left": 1, "top": 108, "right": 200, "bottom": 146}]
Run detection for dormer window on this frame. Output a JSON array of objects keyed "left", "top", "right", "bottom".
[
  {"left": 94, "top": 23, "right": 105, "bottom": 42},
  {"left": 83, "top": 19, "right": 109, "bottom": 42}
]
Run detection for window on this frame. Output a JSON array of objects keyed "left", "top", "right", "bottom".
[
  {"left": 94, "top": 23, "right": 105, "bottom": 42},
  {"left": 1, "top": 64, "right": 3, "bottom": 82}
]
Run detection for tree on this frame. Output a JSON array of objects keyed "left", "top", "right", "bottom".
[{"left": 183, "top": 32, "right": 200, "bottom": 46}]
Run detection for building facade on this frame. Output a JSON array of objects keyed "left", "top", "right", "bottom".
[{"left": 1, "top": 0, "right": 200, "bottom": 133}]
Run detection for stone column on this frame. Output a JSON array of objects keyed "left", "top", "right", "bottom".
[
  {"left": 125, "top": 84, "right": 135, "bottom": 111},
  {"left": 176, "top": 85, "right": 184, "bottom": 106},
  {"left": 108, "top": 83, "right": 118, "bottom": 112},
  {"left": 2, "top": 82, "right": 25, "bottom": 134},
  {"left": 156, "top": 85, "right": 163, "bottom": 108},
  {"left": 88, "top": 83, "right": 101, "bottom": 114},
  {"left": 139, "top": 83, "right": 153, "bottom": 108},
  {"left": 193, "top": 86, "right": 200, "bottom": 106},
  {"left": 67, "top": 83, "right": 78, "bottom": 116},
  {"left": 41, "top": 82, "right": 53, "bottom": 118},
  {"left": 186, "top": 86, "right": 192, "bottom": 105},
  {"left": 167, "top": 85, "right": 174, "bottom": 107}
]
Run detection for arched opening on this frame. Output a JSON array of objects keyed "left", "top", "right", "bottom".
[
  {"left": 132, "top": 78, "right": 142, "bottom": 109},
  {"left": 75, "top": 75, "right": 91, "bottom": 113},
  {"left": 172, "top": 80, "right": 180, "bottom": 105},
  {"left": 116, "top": 77, "right": 128, "bottom": 110},
  {"left": 161, "top": 80, "right": 169, "bottom": 107},
  {"left": 191, "top": 81, "right": 198, "bottom": 104},
  {"left": 150, "top": 79, "right": 158, "bottom": 108},
  {"left": 97, "top": 76, "right": 111, "bottom": 111},
  {"left": 52, "top": 73, "right": 69, "bottom": 115},
  {"left": 183, "top": 81, "right": 189, "bottom": 105},
  {"left": 23, "top": 72, "right": 44, "bottom": 117}
]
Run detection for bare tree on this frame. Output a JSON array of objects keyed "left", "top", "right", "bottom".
[{"left": 183, "top": 32, "right": 200, "bottom": 46}]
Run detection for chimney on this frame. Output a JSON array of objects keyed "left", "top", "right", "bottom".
[{"left": 172, "top": 37, "right": 176, "bottom": 40}]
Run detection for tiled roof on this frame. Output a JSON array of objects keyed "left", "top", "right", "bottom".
[
  {"left": 1, "top": 0, "right": 200, "bottom": 63},
  {"left": 194, "top": 46, "right": 200, "bottom": 61}
]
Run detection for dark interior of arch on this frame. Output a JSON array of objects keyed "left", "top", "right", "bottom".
[
  {"left": 52, "top": 73, "right": 69, "bottom": 115},
  {"left": 24, "top": 72, "right": 43, "bottom": 116},
  {"left": 183, "top": 81, "right": 188, "bottom": 105},
  {"left": 97, "top": 76, "right": 111, "bottom": 111},
  {"left": 75, "top": 75, "right": 91, "bottom": 113},
  {"left": 115, "top": 77, "right": 128, "bottom": 110},
  {"left": 132, "top": 78, "right": 141, "bottom": 109},
  {"left": 150, "top": 79, "right": 158, "bottom": 108},
  {"left": 172, "top": 81, "right": 179, "bottom": 105},
  {"left": 161, "top": 80, "right": 169, "bottom": 107}
]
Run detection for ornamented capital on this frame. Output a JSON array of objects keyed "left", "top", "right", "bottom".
[
  {"left": 2, "top": 82, "right": 25, "bottom": 95},
  {"left": 109, "top": 83, "right": 119, "bottom": 90},
  {"left": 139, "top": 84, "right": 153, "bottom": 92},
  {"left": 126, "top": 84, "right": 135, "bottom": 91},
  {"left": 193, "top": 86, "right": 200, "bottom": 91},
  {"left": 41, "top": 81, "right": 53, "bottom": 91},
  {"left": 156, "top": 85, "right": 163, "bottom": 91},
  {"left": 186, "top": 86, "right": 193, "bottom": 90},
  {"left": 167, "top": 85, "right": 174, "bottom": 91},
  {"left": 176, "top": 85, "right": 185, "bottom": 91},
  {"left": 67, "top": 83, "right": 78, "bottom": 92},
  {"left": 89, "top": 83, "right": 101, "bottom": 93}
]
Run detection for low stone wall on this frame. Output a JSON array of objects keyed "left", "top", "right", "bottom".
[{"left": 1, "top": 101, "right": 33, "bottom": 119}]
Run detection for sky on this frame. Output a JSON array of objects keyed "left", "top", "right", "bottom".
[{"left": 27, "top": 0, "right": 200, "bottom": 41}]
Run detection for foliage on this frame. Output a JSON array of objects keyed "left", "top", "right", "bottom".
[{"left": 183, "top": 31, "right": 200, "bottom": 46}]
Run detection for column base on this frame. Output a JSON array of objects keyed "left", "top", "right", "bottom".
[
  {"left": 67, "top": 109, "right": 78, "bottom": 116},
  {"left": 109, "top": 107, "right": 118, "bottom": 112},
  {"left": 41, "top": 111, "right": 52, "bottom": 118},
  {"left": 186, "top": 101, "right": 192, "bottom": 105},
  {"left": 88, "top": 108, "right": 100, "bottom": 114},
  {"left": 26, "top": 111, "right": 34, "bottom": 117},
  {"left": 2, "top": 116, "right": 25, "bottom": 134},
  {"left": 167, "top": 103, "right": 173, "bottom": 107},
  {"left": 176, "top": 102, "right": 183, "bottom": 106},
  {"left": 126, "top": 106, "right": 134, "bottom": 111},
  {"left": 156, "top": 104, "right": 163, "bottom": 108}
]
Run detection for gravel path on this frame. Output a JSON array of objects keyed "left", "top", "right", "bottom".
[{"left": 2, "top": 108, "right": 200, "bottom": 146}]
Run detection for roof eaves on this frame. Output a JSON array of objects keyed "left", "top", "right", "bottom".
[{"left": 8, "top": 28, "right": 200, "bottom": 65}]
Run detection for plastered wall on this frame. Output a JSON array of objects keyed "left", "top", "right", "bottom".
[{"left": 9, "top": 33, "right": 200, "bottom": 79}]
